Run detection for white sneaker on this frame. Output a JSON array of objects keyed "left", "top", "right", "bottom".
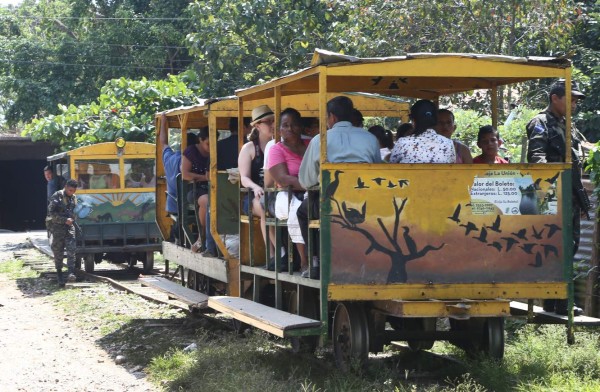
[{"left": 67, "top": 274, "right": 76, "bottom": 283}]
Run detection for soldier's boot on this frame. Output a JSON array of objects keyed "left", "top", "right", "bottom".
[
  {"left": 66, "top": 265, "right": 76, "bottom": 283},
  {"left": 67, "top": 259, "right": 77, "bottom": 283},
  {"left": 56, "top": 269, "right": 65, "bottom": 288}
]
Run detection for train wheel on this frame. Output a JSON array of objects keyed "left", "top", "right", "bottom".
[
  {"left": 333, "top": 302, "right": 369, "bottom": 371},
  {"left": 84, "top": 254, "right": 94, "bottom": 273},
  {"left": 483, "top": 317, "right": 504, "bottom": 360},
  {"left": 75, "top": 257, "right": 82, "bottom": 270},
  {"left": 187, "top": 269, "right": 198, "bottom": 291},
  {"left": 407, "top": 318, "right": 436, "bottom": 351},
  {"left": 142, "top": 251, "right": 154, "bottom": 274},
  {"left": 288, "top": 290, "right": 320, "bottom": 354}
]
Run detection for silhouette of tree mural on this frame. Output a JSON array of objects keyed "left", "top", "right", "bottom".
[{"left": 330, "top": 197, "right": 445, "bottom": 283}]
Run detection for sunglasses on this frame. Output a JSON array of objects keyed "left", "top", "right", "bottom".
[{"left": 257, "top": 118, "right": 275, "bottom": 126}]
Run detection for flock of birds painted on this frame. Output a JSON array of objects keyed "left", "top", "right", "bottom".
[{"left": 448, "top": 203, "right": 561, "bottom": 268}]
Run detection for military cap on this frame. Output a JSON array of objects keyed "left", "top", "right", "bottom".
[{"left": 549, "top": 79, "right": 586, "bottom": 99}]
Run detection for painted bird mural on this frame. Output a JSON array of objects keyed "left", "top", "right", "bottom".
[
  {"left": 448, "top": 204, "right": 461, "bottom": 223},
  {"left": 532, "top": 225, "right": 545, "bottom": 240},
  {"left": 501, "top": 237, "right": 519, "bottom": 252},
  {"left": 485, "top": 215, "right": 502, "bottom": 233},
  {"left": 459, "top": 222, "right": 478, "bottom": 236},
  {"left": 511, "top": 228, "right": 528, "bottom": 241},
  {"left": 529, "top": 252, "right": 543, "bottom": 267},
  {"left": 544, "top": 224, "right": 562, "bottom": 238},
  {"left": 354, "top": 177, "right": 369, "bottom": 189},
  {"left": 342, "top": 201, "right": 367, "bottom": 227}
]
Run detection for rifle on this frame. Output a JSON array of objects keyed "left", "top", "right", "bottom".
[
  {"left": 73, "top": 221, "right": 83, "bottom": 237},
  {"left": 572, "top": 150, "right": 591, "bottom": 220}
]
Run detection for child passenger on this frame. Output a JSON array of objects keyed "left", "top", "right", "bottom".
[{"left": 472, "top": 125, "right": 509, "bottom": 164}]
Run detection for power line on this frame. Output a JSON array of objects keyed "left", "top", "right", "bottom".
[
  {"left": 0, "top": 15, "right": 193, "bottom": 21},
  {"left": 14, "top": 52, "right": 196, "bottom": 63},
  {"left": 0, "top": 58, "right": 189, "bottom": 72},
  {"left": 56, "top": 42, "right": 190, "bottom": 50}
]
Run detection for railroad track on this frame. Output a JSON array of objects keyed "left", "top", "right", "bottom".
[
  {"left": 22, "top": 232, "right": 207, "bottom": 315},
  {"left": 16, "top": 248, "right": 190, "bottom": 312}
]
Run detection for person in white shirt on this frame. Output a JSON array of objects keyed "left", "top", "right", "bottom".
[{"left": 389, "top": 100, "right": 456, "bottom": 164}]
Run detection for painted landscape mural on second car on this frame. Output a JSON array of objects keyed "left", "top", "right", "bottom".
[
  {"left": 324, "top": 167, "right": 567, "bottom": 285},
  {"left": 74, "top": 192, "right": 156, "bottom": 225}
]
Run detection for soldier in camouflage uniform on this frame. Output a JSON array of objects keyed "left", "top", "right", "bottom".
[
  {"left": 526, "top": 79, "right": 589, "bottom": 316},
  {"left": 47, "top": 179, "right": 79, "bottom": 287}
]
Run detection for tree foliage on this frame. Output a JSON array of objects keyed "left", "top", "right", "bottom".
[
  {"left": 186, "top": 0, "right": 338, "bottom": 96},
  {"left": 22, "top": 72, "right": 201, "bottom": 151},
  {"left": 4, "top": 0, "right": 600, "bottom": 153},
  {"left": 0, "top": 0, "right": 194, "bottom": 126},
  {"left": 572, "top": 1, "right": 600, "bottom": 141}
]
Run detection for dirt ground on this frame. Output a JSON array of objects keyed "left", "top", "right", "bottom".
[{"left": 0, "top": 232, "right": 156, "bottom": 392}]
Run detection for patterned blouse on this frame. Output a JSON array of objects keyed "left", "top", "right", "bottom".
[{"left": 389, "top": 129, "right": 456, "bottom": 163}]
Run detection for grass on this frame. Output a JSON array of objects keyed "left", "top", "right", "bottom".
[
  {"left": 3, "top": 257, "right": 600, "bottom": 391},
  {"left": 0, "top": 259, "right": 40, "bottom": 279},
  {"left": 50, "top": 283, "right": 191, "bottom": 367}
]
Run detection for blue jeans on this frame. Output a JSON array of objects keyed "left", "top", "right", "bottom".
[{"left": 205, "top": 210, "right": 217, "bottom": 255}]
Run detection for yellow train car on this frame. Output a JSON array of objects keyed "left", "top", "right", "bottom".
[
  {"left": 47, "top": 141, "right": 161, "bottom": 272},
  {"left": 153, "top": 51, "right": 594, "bottom": 368},
  {"left": 210, "top": 51, "right": 579, "bottom": 367}
]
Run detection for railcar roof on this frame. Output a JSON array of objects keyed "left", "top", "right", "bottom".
[
  {"left": 236, "top": 49, "right": 572, "bottom": 101},
  {"left": 47, "top": 141, "right": 154, "bottom": 161},
  {"left": 158, "top": 92, "right": 411, "bottom": 130}
]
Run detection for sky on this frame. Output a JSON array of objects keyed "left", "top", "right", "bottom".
[{"left": 0, "top": 0, "right": 22, "bottom": 6}]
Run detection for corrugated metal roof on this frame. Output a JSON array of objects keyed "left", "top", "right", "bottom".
[{"left": 310, "top": 48, "right": 571, "bottom": 67}]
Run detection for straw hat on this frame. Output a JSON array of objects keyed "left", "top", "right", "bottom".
[{"left": 250, "top": 105, "right": 274, "bottom": 126}]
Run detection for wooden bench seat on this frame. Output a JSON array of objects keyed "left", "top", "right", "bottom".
[
  {"left": 140, "top": 276, "right": 209, "bottom": 309},
  {"left": 209, "top": 296, "right": 321, "bottom": 337}
]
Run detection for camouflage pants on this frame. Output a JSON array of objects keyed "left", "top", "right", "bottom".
[{"left": 51, "top": 227, "right": 76, "bottom": 283}]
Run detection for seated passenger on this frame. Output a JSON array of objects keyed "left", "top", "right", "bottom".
[
  {"left": 298, "top": 96, "right": 381, "bottom": 278},
  {"left": 472, "top": 125, "right": 509, "bottom": 164},
  {"left": 107, "top": 173, "right": 120, "bottom": 189},
  {"left": 182, "top": 126, "right": 210, "bottom": 253},
  {"left": 267, "top": 108, "right": 308, "bottom": 274},
  {"left": 350, "top": 108, "right": 364, "bottom": 128},
  {"left": 396, "top": 122, "right": 414, "bottom": 139},
  {"left": 238, "top": 105, "right": 276, "bottom": 257},
  {"left": 76, "top": 162, "right": 90, "bottom": 189},
  {"left": 90, "top": 164, "right": 109, "bottom": 189},
  {"left": 125, "top": 161, "right": 143, "bottom": 187},
  {"left": 435, "top": 108, "right": 473, "bottom": 164},
  {"left": 77, "top": 174, "right": 90, "bottom": 190},
  {"left": 368, "top": 125, "right": 394, "bottom": 161},
  {"left": 139, "top": 165, "right": 155, "bottom": 187},
  {"left": 302, "top": 117, "right": 319, "bottom": 140},
  {"left": 159, "top": 114, "right": 199, "bottom": 215},
  {"left": 217, "top": 117, "right": 251, "bottom": 171},
  {"left": 389, "top": 100, "right": 456, "bottom": 163}
]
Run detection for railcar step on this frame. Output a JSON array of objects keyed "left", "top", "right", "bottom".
[
  {"left": 510, "top": 301, "right": 600, "bottom": 326},
  {"left": 208, "top": 296, "right": 321, "bottom": 338},
  {"left": 139, "top": 277, "right": 208, "bottom": 309}
]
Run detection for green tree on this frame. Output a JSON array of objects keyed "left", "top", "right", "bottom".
[
  {"left": 573, "top": 1, "right": 600, "bottom": 141},
  {"left": 186, "top": 0, "right": 337, "bottom": 96},
  {"left": 0, "top": 0, "right": 194, "bottom": 127},
  {"left": 22, "top": 71, "right": 201, "bottom": 151},
  {"left": 331, "top": 0, "right": 577, "bottom": 115}
]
